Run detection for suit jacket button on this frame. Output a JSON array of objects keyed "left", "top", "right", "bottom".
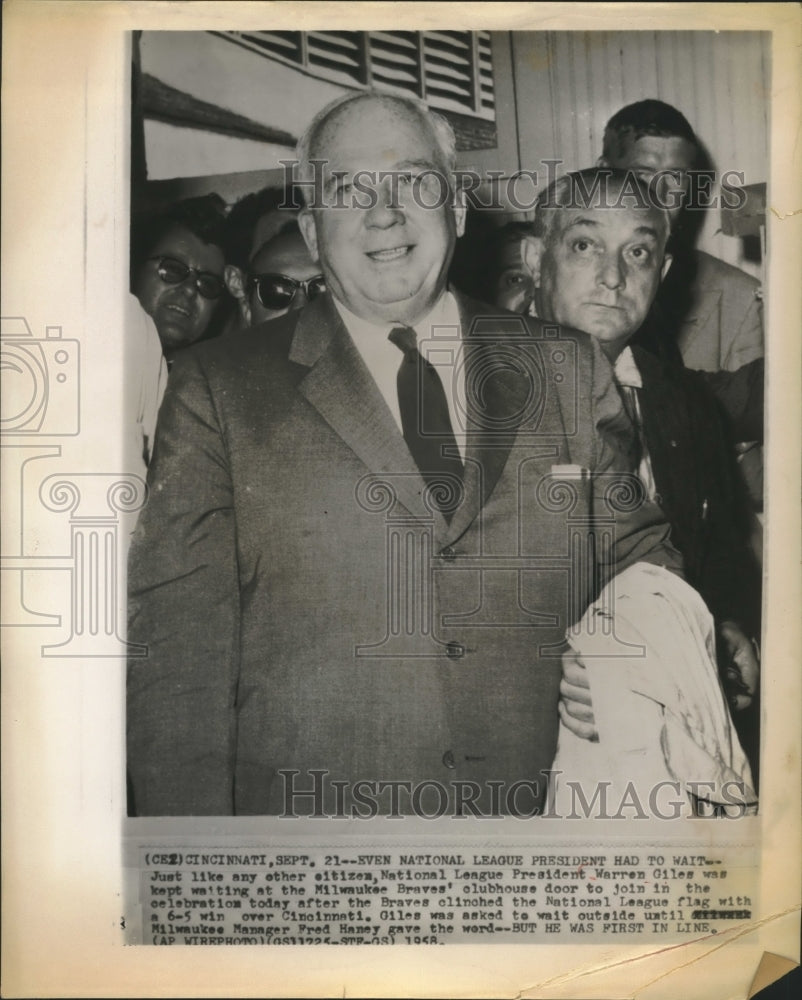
[
  {"left": 446, "top": 641, "right": 465, "bottom": 659},
  {"left": 442, "top": 750, "right": 456, "bottom": 768},
  {"left": 440, "top": 546, "right": 457, "bottom": 561}
]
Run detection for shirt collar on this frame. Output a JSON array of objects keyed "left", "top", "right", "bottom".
[
  {"left": 613, "top": 345, "right": 643, "bottom": 388},
  {"left": 332, "top": 290, "right": 460, "bottom": 345}
]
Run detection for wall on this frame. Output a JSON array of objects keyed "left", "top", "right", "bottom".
[
  {"left": 139, "top": 31, "right": 347, "bottom": 180},
  {"left": 509, "top": 31, "right": 769, "bottom": 275},
  {"left": 138, "top": 30, "right": 769, "bottom": 276}
]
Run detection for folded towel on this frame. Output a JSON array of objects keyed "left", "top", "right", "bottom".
[{"left": 551, "top": 562, "right": 757, "bottom": 816}]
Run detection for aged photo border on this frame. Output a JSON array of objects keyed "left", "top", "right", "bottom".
[{"left": 2, "top": 2, "right": 800, "bottom": 997}]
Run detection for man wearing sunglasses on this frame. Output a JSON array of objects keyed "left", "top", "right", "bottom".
[
  {"left": 223, "top": 188, "right": 326, "bottom": 329},
  {"left": 131, "top": 195, "right": 228, "bottom": 361},
  {"left": 128, "top": 93, "right": 682, "bottom": 817}
]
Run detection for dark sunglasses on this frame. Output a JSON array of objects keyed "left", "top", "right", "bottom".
[
  {"left": 148, "top": 256, "right": 226, "bottom": 300},
  {"left": 247, "top": 273, "right": 326, "bottom": 311}
]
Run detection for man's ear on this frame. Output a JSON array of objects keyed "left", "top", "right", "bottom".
[
  {"left": 452, "top": 185, "right": 467, "bottom": 239},
  {"left": 520, "top": 234, "right": 545, "bottom": 287},
  {"left": 224, "top": 265, "right": 251, "bottom": 326},
  {"left": 596, "top": 154, "right": 609, "bottom": 167},
  {"left": 660, "top": 253, "right": 673, "bottom": 282},
  {"left": 298, "top": 208, "right": 320, "bottom": 262}
]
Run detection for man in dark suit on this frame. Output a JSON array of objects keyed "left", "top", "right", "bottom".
[{"left": 127, "top": 94, "right": 681, "bottom": 817}]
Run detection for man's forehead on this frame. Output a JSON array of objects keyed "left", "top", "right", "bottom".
[
  {"left": 151, "top": 224, "right": 224, "bottom": 268},
  {"left": 314, "top": 98, "right": 442, "bottom": 166},
  {"left": 150, "top": 222, "right": 195, "bottom": 251},
  {"left": 617, "top": 133, "right": 696, "bottom": 171},
  {"left": 252, "top": 230, "right": 316, "bottom": 276},
  {"left": 497, "top": 238, "right": 526, "bottom": 267},
  {"left": 554, "top": 204, "right": 667, "bottom": 241}
]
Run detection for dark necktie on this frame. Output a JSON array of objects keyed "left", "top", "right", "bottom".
[
  {"left": 618, "top": 383, "right": 646, "bottom": 476},
  {"left": 388, "top": 325, "right": 464, "bottom": 518}
]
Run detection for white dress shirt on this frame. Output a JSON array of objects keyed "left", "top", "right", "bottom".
[
  {"left": 613, "top": 345, "right": 658, "bottom": 502},
  {"left": 333, "top": 291, "right": 467, "bottom": 462}
]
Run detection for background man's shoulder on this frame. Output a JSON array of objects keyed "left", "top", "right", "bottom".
[
  {"left": 174, "top": 310, "right": 303, "bottom": 383},
  {"left": 693, "top": 249, "right": 761, "bottom": 296},
  {"left": 456, "top": 292, "right": 595, "bottom": 362},
  {"left": 686, "top": 250, "right": 763, "bottom": 370}
]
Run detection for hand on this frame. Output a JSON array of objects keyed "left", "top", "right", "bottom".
[
  {"left": 559, "top": 649, "right": 599, "bottom": 741},
  {"left": 718, "top": 621, "right": 760, "bottom": 712}
]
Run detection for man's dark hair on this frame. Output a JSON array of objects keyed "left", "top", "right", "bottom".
[
  {"left": 602, "top": 99, "right": 700, "bottom": 165},
  {"left": 130, "top": 194, "right": 227, "bottom": 283},
  {"left": 222, "top": 185, "right": 302, "bottom": 271},
  {"left": 489, "top": 220, "right": 537, "bottom": 254},
  {"left": 450, "top": 215, "right": 536, "bottom": 304}
]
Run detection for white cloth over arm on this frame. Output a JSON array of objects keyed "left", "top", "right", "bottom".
[
  {"left": 551, "top": 563, "right": 756, "bottom": 815},
  {"left": 125, "top": 293, "right": 167, "bottom": 480}
]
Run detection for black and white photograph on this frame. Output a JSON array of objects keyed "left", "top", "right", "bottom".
[
  {"left": 126, "top": 26, "right": 767, "bottom": 820},
  {"left": 2, "top": 3, "right": 800, "bottom": 998}
]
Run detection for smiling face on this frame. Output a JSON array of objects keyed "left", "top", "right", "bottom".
[
  {"left": 298, "top": 97, "right": 465, "bottom": 326},
  {"left": 134, "top": 224, "right": 225, "bottom": 356},
  {"left": 529, "top": 200, "right": 671, "bottom": 359}
]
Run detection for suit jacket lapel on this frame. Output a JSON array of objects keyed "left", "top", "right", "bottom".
[
  {"left": 291, "top": 295, "right": 448, "bottom": 536},
  {"left": 291, "top": 292, "right": 538, "bottom": 543},
  {"left": 446, "top": 294, "right": 536, "bottom": 542}
]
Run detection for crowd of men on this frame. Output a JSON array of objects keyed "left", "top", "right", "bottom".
[{"left": 126, "top": 96, "right": 763, "bottom": 817}]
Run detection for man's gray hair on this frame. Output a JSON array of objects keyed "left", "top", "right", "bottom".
[
  {"left": 294, "top": 91, "right": 458, "bottom": 204},
  {"left": 533, "top": 167, "right": 671, "bottom": 246}
]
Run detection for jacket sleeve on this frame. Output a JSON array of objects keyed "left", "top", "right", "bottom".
[
  {"left": 682, "top": 371, "right": 761, "bottom": 636},
  {"left": 697, "top": 358, "right": 764, "bottom": 444},
  {"left": 127, "top": 349, "right": 240, "bottom": 816},
  {"left": 722, "top": 281, "right": 763, "bottom": 372},
  {"left": 586, "top": 336, "right": 685, "bottom": 590}
]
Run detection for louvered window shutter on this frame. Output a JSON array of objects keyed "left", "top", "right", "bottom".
[{"left": 215, "top": 30, "right": 497, "bottom": 148}]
